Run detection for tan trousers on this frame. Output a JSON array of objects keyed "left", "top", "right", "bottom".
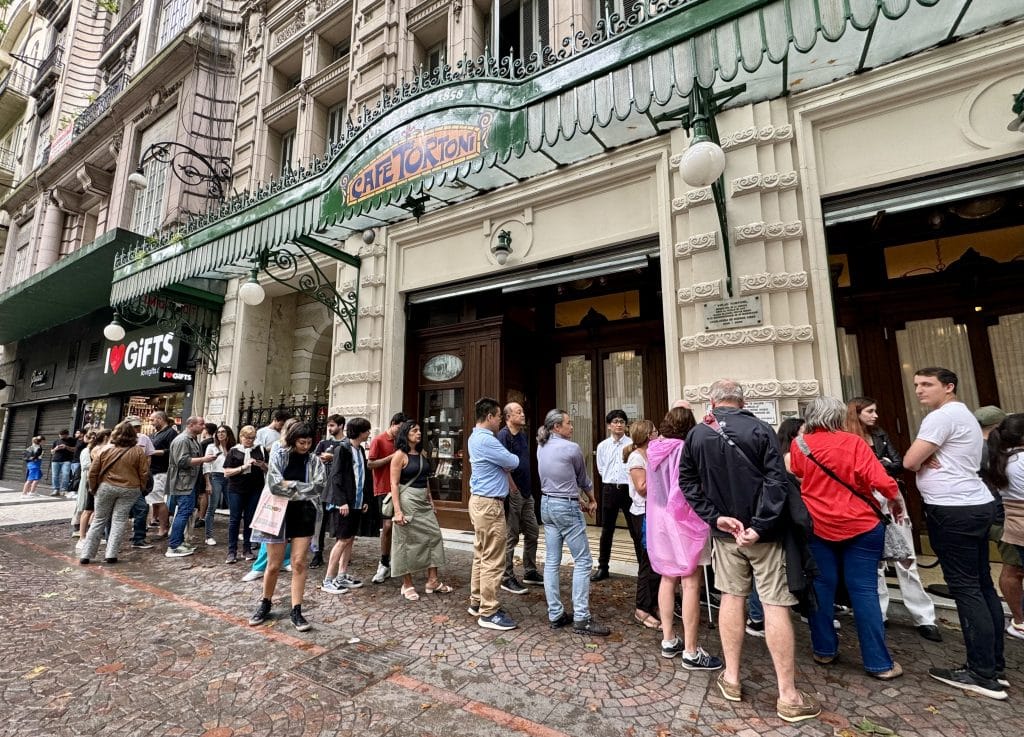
[{"left": 469, "top": 495, "right": 507, "bottom": 617}]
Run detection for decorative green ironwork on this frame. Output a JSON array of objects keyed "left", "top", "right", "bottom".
[
  {"left": 254, "top": 238, "right": 360, "bottom": 352},
  {"left": 118, "top": 293, "right": 222, "bottom": 372}
]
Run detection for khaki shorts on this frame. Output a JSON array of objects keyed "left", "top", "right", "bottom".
[
  {"left": 146, "top": 473, "right": 167, "bottom": 505},
  {"left": 712, "top": 538, "right": 797, "bottom": 606}
]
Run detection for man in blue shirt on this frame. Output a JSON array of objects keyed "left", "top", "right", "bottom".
[
  {"left": 497, "top": 402, "right": 542, "bottom": 594},
  {"left": 467, "top": 397, "right": 520, "bottom": 631}
]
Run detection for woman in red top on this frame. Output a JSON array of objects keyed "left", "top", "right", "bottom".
[{"left": 791, "top": 397, "right": 904, "bottom": 680}]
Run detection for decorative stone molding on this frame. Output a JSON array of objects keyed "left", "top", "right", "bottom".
[
  {"left": 679, "top": 324, "right": 814, "bottom": 352},
  {"left": 733, "top": 220, "right": 804, "bottom": 245},
  {"left": 674, "top": 231, "right": 718, "bottom": 259},
  {"left": 358, "top": 305, "right": 385, "bottom": 317},
  {"left": 669, "top": 153, "right": 682, "bottom": 168},
  {"left": 682, "top": 379, "right": 820, "bottom": 402},
  {"left": 737, "top": 271, "right": 809, "bottom": 295},
  {"left": 360, "top": 273, "right": 386, "bottom": 287},
  {"left": 671, "top": 187, "right": 713, "bottom": 212},
  {"left": 730, "top": 171, "right": 799, "bottom": 197},
  {"left": 336, "top": 337, "right": 384, "bottom": 353},
  {"left": 358, "top": 243, "right": 387, "bottom": 257},
  {"left": 331, "top": 370, "right": 382, "bottom": 386},
  {"left": 335, "top": 404, "right": 380, "bottom": 415},
  {"left": 720, "top": 124, "right": 794, "bottom": 151},
  {"left": 677, "top": 279, "right": 723, "bottom": 304}
]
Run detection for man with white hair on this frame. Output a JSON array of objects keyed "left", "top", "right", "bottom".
[{"left": 681, "top": 379, "right": 819, "bottom": 723}]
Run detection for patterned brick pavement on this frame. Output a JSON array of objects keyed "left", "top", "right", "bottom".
[{"left": 0, "top": 523, "right": 1018, "bottom": 737}]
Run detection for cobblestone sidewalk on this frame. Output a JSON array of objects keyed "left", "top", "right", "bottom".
[{"left": 0, "top": 523, "right": 1016, "bottom": 737}]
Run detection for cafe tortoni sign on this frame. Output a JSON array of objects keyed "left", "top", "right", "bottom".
[{"left": 338, "top": 112, "right": 495, "bottom": 207}]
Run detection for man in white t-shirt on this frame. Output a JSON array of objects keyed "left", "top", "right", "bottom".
[{"left": 903, "top": 366, "right": 1005, "bottom": 701}]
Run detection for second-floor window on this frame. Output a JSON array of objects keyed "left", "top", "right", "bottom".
[
  {"left": 595, "top": 0, "right": 645, "bottom": 26},
  {"left": 131, "top": 111, "right": 176, "bottom": 236},
  {"left": 327, "top": 104, "right": 346, "bottom": 150},
  {"left": 159, "top": 0, "right": 192, "bottom": 48},
  {"left": 12, "top": 222, "right": 33, "bottom": 284},
  {"left": 498, "top": 0, "right": 550, "bottom": 61},
  {"left": 280, "top": 129, "right": 295, "bottom": 176},
  {"left": 426, "top": 43, "right": 446, "bottom": 72}
]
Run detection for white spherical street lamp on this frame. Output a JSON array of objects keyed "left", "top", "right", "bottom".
[
  {"left": 679, "top": 114, "right": 726, "bottom": 188},
  {"left": 103, "top": 313, "right": 126, "bottom": 342},
  {"left": 238, "top": 270, "right": 266, "bottom": 306}
]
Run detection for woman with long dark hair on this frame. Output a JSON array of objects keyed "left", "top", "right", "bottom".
[
  {"left": 389, "top": 419, "right": 449, "bottom": 600},
  {"left": 982, "top": 414, "right": 1024, "bottom": 619},
  {"left": 623, "top": 419, "right": 661, "bottom": 629},
  {"left": 646, "top": 407, "right": 722, "bottom": 669},
  {"left": 247, "top": 422, "right": 325, "bottom": 631},
  {"left": 846, "top": 396, "right": 940, "bottom": 642},
  {"left": 202, "top": 424, "right": 236, "bottom": 546}
]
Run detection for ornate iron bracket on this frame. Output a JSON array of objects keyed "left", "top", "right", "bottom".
[
  {"left": 118, "top": 294, "right": 222, "bottom": 373},
  {"left": 254, "top": 236, "right": 361, "bottom": 352},
  {"left": 133, "top": 141, "right": 232, "bottom": 200}
]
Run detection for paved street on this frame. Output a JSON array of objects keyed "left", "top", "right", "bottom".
[{"left": 0, "top": 522, "right": 1018, "bottom": 737}]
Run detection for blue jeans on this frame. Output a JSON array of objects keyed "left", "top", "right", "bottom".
[
  {"left": 50, "top": 461, "right": 71, "bottom": 491},
  {"left": 748, "top": 582, "right": 764, "bottom": 623},
  {"left": 925, "top": 501, "right": 1004, "bottom": 680},
  {"left": 809, "top": 523, "right": 893, "bottom": 673},
  {"left": 540, "top": 496, "right": 593, "bottom": 622},
  {"left": 168, "top": 492, "right": 196, "bottom": 549},
  {"left": 227, "top": 489, "right": 260, "bottom": 556},
  {"left": 130, "top": 492, "right": 149, "bottom": 544},
  {"left": 205, "top": 473, "right": 227, "bottom": 536}
]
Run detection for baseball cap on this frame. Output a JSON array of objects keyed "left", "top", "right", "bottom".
[
  {"left": 973, "top": 405, "right": 1007, "bottom": 428},
  {"left": 125, "top": 415, "right": 143, "bottom": 426}
]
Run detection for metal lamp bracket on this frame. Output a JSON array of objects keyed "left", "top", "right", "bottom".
[
  {"left": 254, "top": 236, "right": 361, "bottom": 352},
  {"left": 117, "top": 292, "right": 222, "bottom": 373}
]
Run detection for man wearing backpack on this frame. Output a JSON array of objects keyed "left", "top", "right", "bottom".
[{"left": 680, "top": 379, "right": 820, "bottom": 723}]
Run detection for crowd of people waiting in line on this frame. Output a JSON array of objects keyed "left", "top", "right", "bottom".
[{"left": 46, "top": 365, "right": 1024, "bottom": 721}]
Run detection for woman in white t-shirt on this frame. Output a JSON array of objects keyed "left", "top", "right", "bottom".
[{"left": 624, "top": 419, "right": 660, "bottom": 629}]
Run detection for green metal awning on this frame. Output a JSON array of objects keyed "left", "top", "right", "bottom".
[
  {"left": 110, "top": 0, "right": 1024, "bottom": 304},
  {"left": 0, "top": 228, "right": 142, "bottom": 344}
]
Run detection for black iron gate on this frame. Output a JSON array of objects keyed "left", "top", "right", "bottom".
[{"left": 236, "top": 388, "right": 328, "bottom": 445}]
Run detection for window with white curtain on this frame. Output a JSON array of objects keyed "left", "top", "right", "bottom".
[
  {"left": 556, "top": 355, "right": 595, "bottom": 518},
  {"left": 989, "top": 313, "right": 1024, "bottom": 413},
  {"left": 603, "top": 351, "right": 644, "bottom": 422},
  {"left": 895, "top": 317, "right": 980, "bottom": 437},
  {"left": 327, "top": 105, "right": 346, "bottom": 149},
  {"left": 280, "top": 130, "right": 295, "bottom": 176},
  {"left": 131, "top": 111, "right": 176, "bottom": 236}
]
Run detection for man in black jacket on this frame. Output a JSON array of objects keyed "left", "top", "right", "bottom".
[
  {"left": 320, "top": 418, "right": 372, "bottom": 594},
  {"left": 680, "top": 379, "right": 819, "bottom": 723}
]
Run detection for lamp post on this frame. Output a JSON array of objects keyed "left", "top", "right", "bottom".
[{"left": 127, "top": 141, "right": 232, "bottom": 200}]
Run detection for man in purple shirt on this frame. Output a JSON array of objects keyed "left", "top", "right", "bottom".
[{"left": 536, "top": 408, "right": 609, "bottom": 636}]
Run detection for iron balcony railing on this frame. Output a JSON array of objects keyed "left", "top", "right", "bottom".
[
  {"left": 73, "top": 73, "right": 132, "bottom": 136},
  {"left": 34, "top": 44, "right": 64, "bottom": 85},
  {"left": 0, "top": 70, "right": 32, "bottom": 97},
  {"left": 102, "top": 2, "right": 144, "bottom": 53},
  {"left": 0, "top": 146, "right": 16, "bottom": 173}
]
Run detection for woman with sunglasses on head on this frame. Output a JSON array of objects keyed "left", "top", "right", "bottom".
[
  {"left": 202, "top": 424, "right": 236, "bottom": 546},
  {"left": 247, "top": 422, "right": 326, "bottom": 632},
  {"left": 223, "top": 425, "right": 268, "bottom": 564},
  {"left": 390, "top": 419, "right": 450, "bottom": 600}
]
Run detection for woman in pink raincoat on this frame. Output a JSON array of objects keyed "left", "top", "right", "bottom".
[{"left": 646, "top": 407, "right": 722, "bottom": 670}]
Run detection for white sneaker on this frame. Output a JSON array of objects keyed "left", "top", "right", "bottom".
[
  {"left": 1007, "top": 620, "right": 1024, "bottom": 640},
  {"left": 165, "top": 546, "right": 195, "bottom": 558},
  {"left": 371, "top": 562, "right": 390, "bottom": 584},
  {"left": 242, "top": 569, "right": 264, "bottom": 582},
  {"left": 320, "top": 578, "right": 350, "bottom": 595},
  {"left": 284, "top": 564, "right": 292, "bottom": 573},
  {"left": 205, "top": 537, "right": 217, "bottom": 546}
]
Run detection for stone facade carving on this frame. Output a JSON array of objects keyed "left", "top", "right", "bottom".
[
  {"left": 358, "top": 243, "right": 388, "bottom": 257},
  {"left": 679, "top": 324, "right": 814, "bottom": 353},
  {"left": 677, "top": 280, "right": 722, "bottom": 304},
  {"left": 733, "top": 220, "right": 804, "bottom": 245},
  {"left": 671, "top": 186, "right": 713, "bottom": 212},
  {"left": 360, "top": 273, "right": 386, "bottom": 287},
  {"left": 358, "top": 305, "right": 385, "bottom": 317},
  {"left": 335, "top": 404, "right": 381, "bottom": 415},
  {"left": 682, "top": 379, "right": 820, "bottom": 402},
  {"left": 737, "top": 271, "right": 809, "bottom": 295},
  {"left": 674, "top": 231, "right": 718, "bottom": 259},
  {"left": 331, "top": 370, "right": 382, "bottom": 385},
  {"left": 720, "top": 124, "right": 794, "bottom": 151},
  {"left": 730, "top": 171, "right": 799, "bottom": 197}
]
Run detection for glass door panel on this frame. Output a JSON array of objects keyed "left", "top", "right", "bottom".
[
  {"left": 989, "top": 313, "right": 1024, "bottom": 413},
  {"left": 556, "top": 355, "right": 595, "bottom": 521},
  {"left": 602, "top": 350, "right": 644, "bottom": 423},
  {"left": 895, "top": 318, "right": 980, "bottom": 436},
  {"left": 421, "top": 388, "right": 466, "bottom": 503}
]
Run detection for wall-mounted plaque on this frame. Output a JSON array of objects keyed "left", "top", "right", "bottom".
[
  {"left": 744, "top": 399, "right": 779, "bottom": 426},
  {"left": 703, "top": 296, "right": 763, "bottom": 331},
  {"left": 423, "top": 354, "right": 463, "bottom": 382}
]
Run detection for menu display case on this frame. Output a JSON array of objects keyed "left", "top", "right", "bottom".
[{"left": 421, "top": 388, "right": 464, "bottom": 503}]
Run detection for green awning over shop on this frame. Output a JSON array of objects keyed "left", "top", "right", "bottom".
[
  {"left": 0, "top": 228, "right": 142, "bottom": 344},
  {"left": 110, "top": 0, "right": 1024, "bottom": 304}
]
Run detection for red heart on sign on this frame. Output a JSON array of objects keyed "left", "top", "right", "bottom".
[{"left": 108, "top": 344, "right": 126, "bottom": 374}]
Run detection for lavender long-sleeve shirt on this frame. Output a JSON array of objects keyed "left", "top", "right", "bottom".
[{"left": 536, "top": 434, "right": 593, "bottom": 499}]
